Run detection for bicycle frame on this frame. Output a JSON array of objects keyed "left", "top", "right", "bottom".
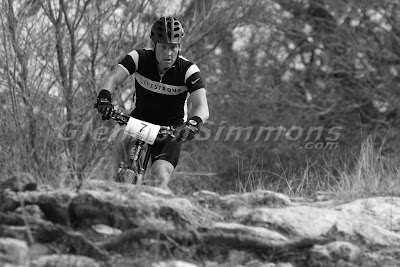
[{"left": 110, "top": 110, "right": 174, "bottom": 184}]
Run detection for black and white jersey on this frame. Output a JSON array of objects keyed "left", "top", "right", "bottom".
[{"left": 118, "top": 49, "right": 205, "bottom": 126}]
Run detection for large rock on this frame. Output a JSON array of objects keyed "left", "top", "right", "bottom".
[
  {"left": 219, "top": 190, "right": 292, "bottom": 209},
  {"left": 233, "top": 198, "right": 400, "bottom": 248},
  {"left": 31, "top": 254, "right": 99, "bottom": 267},
  {"left": 211, "top": 222, "right": 288, "bottom": 242},
  {"left": 70, "top": 189, "right": 219, "bottom": 230},
  {"left": 153, "top": 261, "right": 199, "bottom": 267},
  {"left": 334, "top": 197, "right": 400, "bottom": 232},
  {"left": 192, "top": 190, "right": 292, "bottom": 213},
  {"left": 0, "top": 238, "right": 29, "bottom": 267},
  {"left": 234, "top": 205, "right": 341, "bottom": 238},
  {"left": 327, "top": 219, "right": 400, "bottom": 247},
  {"left": 0, "top": 190, "right": 76, "bottom": 224},
  {"left": 309, "top": 241, "right": 361, "bottom": 266}
]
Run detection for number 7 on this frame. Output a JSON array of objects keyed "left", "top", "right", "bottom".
[{"left": 140, "top": 123, "right": 147, "bottom": 132}]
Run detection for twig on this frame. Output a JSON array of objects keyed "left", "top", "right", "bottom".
[{"left": 17, "top": 192, "right": 35, "bottom": 244}]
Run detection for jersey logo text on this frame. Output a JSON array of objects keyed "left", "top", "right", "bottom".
[{"left": 135, "top": 73, "right": 187, "bottom": 95}]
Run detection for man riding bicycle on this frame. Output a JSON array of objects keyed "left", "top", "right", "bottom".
[{"left": 95, "top": 16, "right": 209, "bottom": 192}]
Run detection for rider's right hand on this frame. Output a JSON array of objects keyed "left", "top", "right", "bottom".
[{"left": 94, "top": 90, "right": 113, "bottom": 120}]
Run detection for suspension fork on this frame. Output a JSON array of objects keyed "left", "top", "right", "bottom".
[
  {"left": 131, "top": 139, "right": 145, "bottom": 163},
  {"left": 129, "top": 139, "right": 152, "bottom": 185}
]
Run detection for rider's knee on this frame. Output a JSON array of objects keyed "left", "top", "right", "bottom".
[
  {"left": 151, "top": 167, "right": 168, "bottom": 181},
  {"left": 151, "top": 162, "right": 173, "bottom": 181}
]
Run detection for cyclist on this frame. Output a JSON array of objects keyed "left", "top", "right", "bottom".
[{"left": 95, "top": 17, "right": 209, "bottom": 192}]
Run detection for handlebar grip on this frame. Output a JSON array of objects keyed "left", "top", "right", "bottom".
[{"left": 158, "top": 126, "right": 175, "bottom": 137}]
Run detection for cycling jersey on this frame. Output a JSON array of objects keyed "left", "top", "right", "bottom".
[{"left": 118, "top": 49, "right": 205, "bottom": 126}]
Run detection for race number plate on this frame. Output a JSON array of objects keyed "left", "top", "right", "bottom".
[{"left": 124, "top": 117, "right": 161, "bottom": 145}]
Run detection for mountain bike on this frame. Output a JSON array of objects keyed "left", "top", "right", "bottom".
[{"left": 109, "top": 110, "right": 175, "bottom": 185}]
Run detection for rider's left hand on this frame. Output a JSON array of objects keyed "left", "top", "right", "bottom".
[{"left": 174, "top": 116, "right": 202, "bottom": 142}]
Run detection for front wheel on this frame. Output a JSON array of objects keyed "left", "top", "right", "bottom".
[
  {"left": 115, "top": 164, "right": 139, "bottom": 184},
  {"left": 125, "top": 168, "right": 138, "bottom": 184}
]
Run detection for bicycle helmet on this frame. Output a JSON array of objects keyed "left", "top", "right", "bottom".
[{"left": 150, "top": 17, "right": 185, "bottom": 44}]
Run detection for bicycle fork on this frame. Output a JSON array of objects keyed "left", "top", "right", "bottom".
[
  {"left": 130, "top": 139, "right": 144, "bottom": 185},
  {"left": 128, "top": 139, "right": 152, "bottom": 185}
]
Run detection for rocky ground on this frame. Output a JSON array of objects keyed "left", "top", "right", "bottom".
[{"left": 1, "top": 175, "right": 400, "bottom": 267}]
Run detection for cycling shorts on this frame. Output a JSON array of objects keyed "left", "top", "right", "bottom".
[{"left": 149, "top": 134, "right": 182, "bottom": 168}]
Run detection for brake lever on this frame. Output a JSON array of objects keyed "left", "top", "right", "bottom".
[
  {"left": 110, "top": 110, "right": 130, "bottom": 125},
  {"left": 158, "top": 127, "right": 175, "bottom": 138}
]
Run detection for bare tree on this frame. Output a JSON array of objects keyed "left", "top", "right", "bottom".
[{"left": 0, "top": 0, "right": 54, "bottom": 175}]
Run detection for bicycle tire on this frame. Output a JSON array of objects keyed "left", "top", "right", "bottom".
[{"left": 125, "top": 168, "right": 138, "bottom": 184}]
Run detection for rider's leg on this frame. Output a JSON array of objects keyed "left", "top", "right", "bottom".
[
  {"left": 150, "top": 160, "right": 175, "bottom": 192},
  {"left": 148, "top": 134, "right": 182, "bottom": 191}
]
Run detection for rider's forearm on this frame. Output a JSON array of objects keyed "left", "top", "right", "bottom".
[
  {"left": 100, "top": 65, "right": 129, "bottom": 95},
  {"left": 191, "top": 104, "right": 209, "bottom": 123},
  {"left": 188, "top": 88, "right": 209, "bottom": 123},
  {"left": 101, "top": 77, "right": 117, "bottom": 94}
]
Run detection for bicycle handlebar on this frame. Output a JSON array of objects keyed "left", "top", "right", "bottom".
[
  {"left": 110, "top": 110, "right": 130, "bottom": 125},
  {"left": 110, "top": 109, "right": 175, "bottom": 137}
]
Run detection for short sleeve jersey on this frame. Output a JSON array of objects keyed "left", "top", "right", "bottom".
[{"left": 118, "top": 49, "right": 205, "bottom": 126}]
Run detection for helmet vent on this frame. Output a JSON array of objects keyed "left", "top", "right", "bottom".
[{"left": 150, "top": 16, "right": 185, "bottom": 44}]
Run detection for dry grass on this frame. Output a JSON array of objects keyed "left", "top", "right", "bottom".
[
  {"left": 335, "top": 136, "right": 400, "bottom": 199},
  {"left": 235, "top": 136, "right": 400, "bottom": 200}
]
